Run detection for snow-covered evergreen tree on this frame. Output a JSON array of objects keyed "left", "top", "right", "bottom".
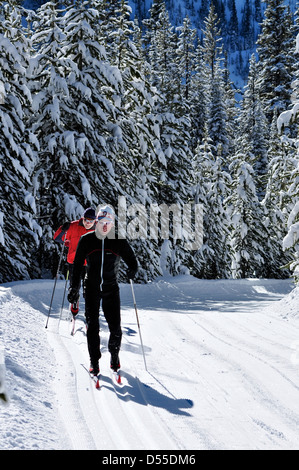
[
  {"left": 201, "top": 3, "right": 231, "bottom": 161},
  {"left": 201, "top": 2, "right": 223, "bottom": 81},
  {"left": 189, "top": 46, "right": 208, "bottom": 152},
  {"left": 192, "top": 133, "right": 231, "bottom": 278},
  {"left": 277, "top": 28, "right": 299, "bottom": 282},
  {"left": 143, "top": 0, "right": 178, "bottom": 106},
  {"left": 175, "top": 15, "right": 196, "bottom": 103},
  {"left": 1, "top": 0, "right": 298, "bottom": 283},
  {"left": 228, "top": 153, "right": 267, "bottom": 278},
  {"left": 207, "top": 64, "right": 230, "bottom": 160},
  {"left": 262, "top": 116, "right": 294, "bottom": 278},
  {"left": 141, "top": 0, "right": 194, "bottom": 276},
  {"left": 0, "top": 0, "right": 40, "bottom": 282},
  {"left": 283, "top": 174, "right": 299, "bottom": 282},
  {"left": 29, "top": 0, "right": 123, "bottom": 274},
  {"left": 256, "top": 0, "right": 295, "bottom": 125},
  {"left": 236, "top": 54, "right": 269, "bottom": 199},
  {"left": 98, "top": 0, "right": 163, "bottom": 281}
]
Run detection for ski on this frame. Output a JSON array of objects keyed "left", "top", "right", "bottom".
[
  {"left": 111, "top": 369, "right": 122, "bottom": 385},
  {"left": 91, "top": 372, "right": 101, "bottom": 389},
  {"left": 89, "top": 366, "right": 101, "bottom": 389},
  {"left": 81, "top": 364, "right": 101, "bottom": 389},
  {"left": 70, "top": 300, "right": 78, "bottom": 336},
  {"left": 110, "top": 354, "right": 121, "bottom": 384}
]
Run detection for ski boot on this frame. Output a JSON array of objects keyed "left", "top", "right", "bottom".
[{"left": 110, "top": 352, "right": 120, "bottom": 372}]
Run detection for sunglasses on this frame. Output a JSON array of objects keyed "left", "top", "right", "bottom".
[
  {"left": 84, "top": 218, "right": 95, "bottom": 223},
  {"left": 97, "top": 219, "right": 113, "bottom": 225}
]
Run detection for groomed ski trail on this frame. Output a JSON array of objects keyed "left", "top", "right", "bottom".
[
  {"left": 46, "top": 278, "right": 299, "bottom": 450},
  {"left": 1, "top": 277, "right": 298, "bottom": 450},
  {"left": 136, "top": 278, "right": 299, "bottom": 450},
  {"left": 47, "top": 313, "right": 178, "bottom": 450}
]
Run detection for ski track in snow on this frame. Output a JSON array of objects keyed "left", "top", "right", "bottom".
[{"left": 0, "top": 276, "right": 299, "bottom": 450}]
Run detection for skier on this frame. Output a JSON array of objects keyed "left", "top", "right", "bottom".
[
  {"left": 67, "top": 205, "right": 138, "bottom": 375},
  {"left": 54, "top": 207, "right": 97, "bottom": 314}
]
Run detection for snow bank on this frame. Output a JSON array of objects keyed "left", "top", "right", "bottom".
[
  {"left": 266, "top": 284, "right": 299, "bottom": 320},
  {"left": 0, "top": 280, "right": 71, "bottom": 449}
]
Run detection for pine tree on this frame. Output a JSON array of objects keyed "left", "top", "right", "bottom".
[
  {"left": 0, "top": 0, "right": 40, "bottom": 282},
  {"left": 192, "top": 134, "right": 231, "bottom": 279},
  {"left": 141, "top": 0, "right": 194, "bottom": 276},
  {"left": 100, "top": 0, "right": 163, "bottom": 281},
  {"left": 201, "top": 2, "right": 223, "bottom": 80},
  {"left": 227, "top": 0, "right": 239, "bottom": 52},
  {"left": 175, "top": 16, "right": 196, "bottom": 103},
  {"left": 262, "top": 115, "right": 294, "bottom": 278},
  {"left": 201, "top": 4, "right": 231, "bottom": 161},
  {"left": 256, "top": 0, "right": 295, "bottom": 125},
  {"left": 29, "top": 0, "right": 122, "bottom": 274},
  {"left": 237, "top": 54, "right": 269, "bottom": 199},
  {"left": 189, "top": 46, "right": 208, "bottom": 152},
  {"left": 223, "top": 52, "right": 239, "bottom": 163},
  {"left": 145, "top": 1, "right": 178, "bottom": 106},
  {"left": 254, "top": 0, "right": 263, "bottom": 24},
  {"left": 142, "top": 0, "right": 167, "bottom": 61},
  {"left": 207, "top": 64, "right": 230, "bottom": 159},
  {"left": 283, "top": 162, "right": 299, "bottom": 282},
  {"left": 228, "top": 153, "right": 267, "bottom": 278},
  {"left": 277, "top": 27, "right": 299, "bottom": 282},
  {"left": 240, "top": 0, "right": 254, "bottom": 49}
]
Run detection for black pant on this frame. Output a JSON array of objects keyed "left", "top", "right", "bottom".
[{"left": 84, "top": 284, "right": 122, "bottom": 367}]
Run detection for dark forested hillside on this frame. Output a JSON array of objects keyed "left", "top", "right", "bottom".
[{"left": 22, "top": 0, "right": 298, "bottom": 89}]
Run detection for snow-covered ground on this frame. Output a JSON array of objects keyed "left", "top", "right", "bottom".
[{"left": 0, "top": 275, "right": 299, "bottom": 450}]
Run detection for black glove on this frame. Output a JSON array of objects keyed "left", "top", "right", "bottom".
[
  {"left": 127, "top": 268, "right": 137, "bottom": 280},
  {"left": 67, "top": 287, "right": 79, "bottom": 304},
  {"left": 61, "top": 221, "right": 71, "bottom": 231}
]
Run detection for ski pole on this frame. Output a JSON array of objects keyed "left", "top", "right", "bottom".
[
  {"left": 45, "top": 242, "right": 66, "bottom": 329},
  {"left": 130, "top": 279, "right": 147, "bottom": 371}
]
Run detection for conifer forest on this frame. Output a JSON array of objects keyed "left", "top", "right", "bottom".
[{"left": 0, "top": 0, "right": 298, "bottom": 284}]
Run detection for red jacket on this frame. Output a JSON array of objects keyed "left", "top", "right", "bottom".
[{"left": 54, "top": 218, "right": 95, "bottom": 264}]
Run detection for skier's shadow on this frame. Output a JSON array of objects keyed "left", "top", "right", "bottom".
[{"left": 100, "top": 371, "right": 193, "bottom": 417}]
